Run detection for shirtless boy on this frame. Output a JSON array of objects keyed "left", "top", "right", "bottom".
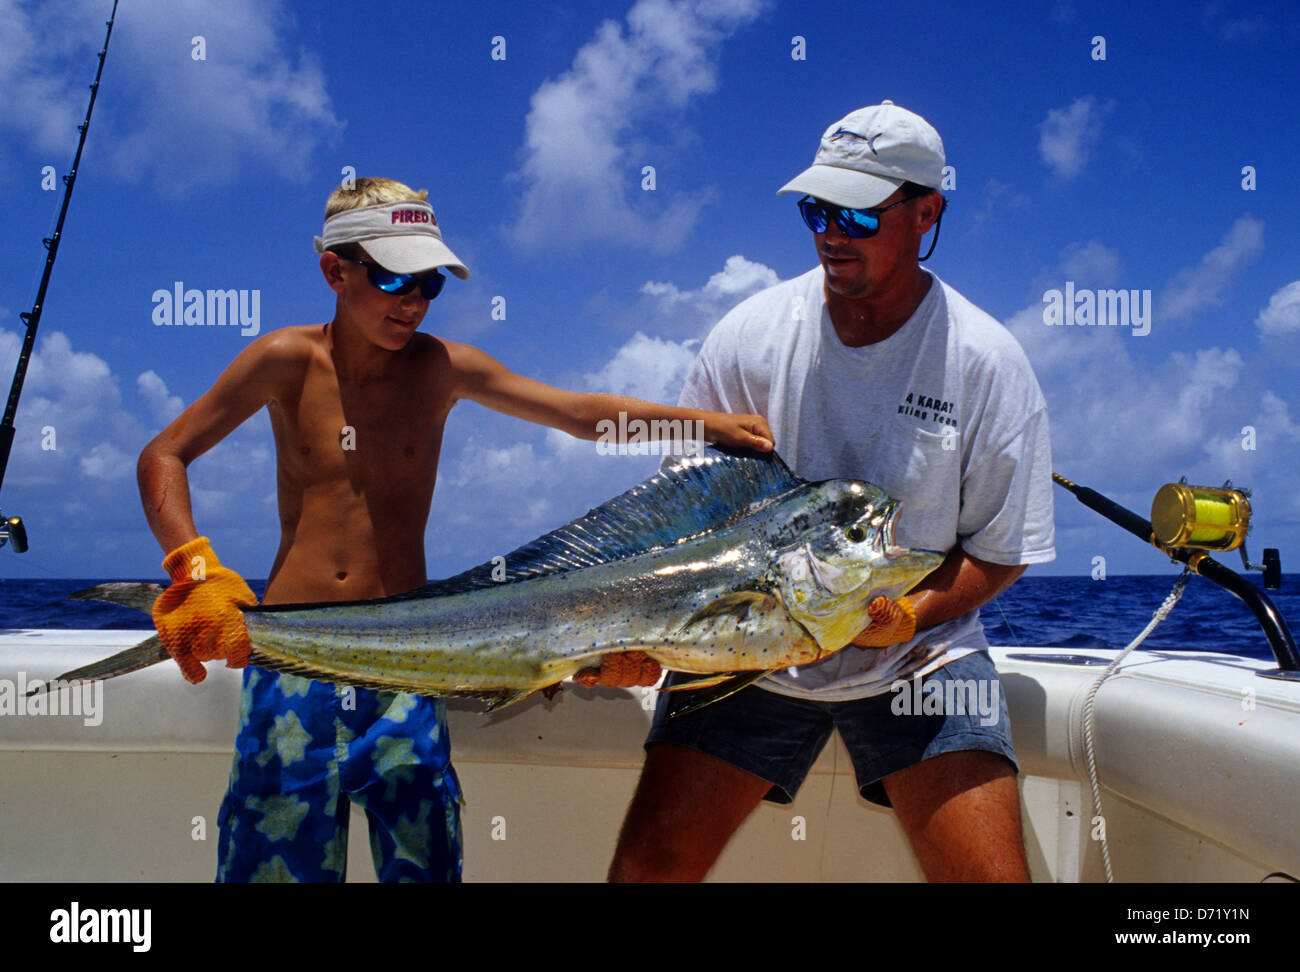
[{"left": 137, "top": 177, "right": 772, "bottom": 882}]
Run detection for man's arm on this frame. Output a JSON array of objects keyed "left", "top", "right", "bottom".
[
  {"left": 444, "top": 342, "right": 773, "bottom": 452},
  {"left": 907, "top": 548, "right": 1026, "bottom": 632},
  {"left": 853, "top": 548, "right": 1025, "bottom": 648}
]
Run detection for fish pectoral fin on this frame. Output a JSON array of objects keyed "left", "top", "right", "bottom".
[
  {"left": 482, "top": 688, "right": 537, "bottom": 712},
  {"left": 679, "top": 590, "right": 774, "bottom": 632},
  {"left": 664, "top": 669, "right": 778, "bottom": 720},
  {"left": 662, "top": 672, "right": 740, "bottom": 692}
]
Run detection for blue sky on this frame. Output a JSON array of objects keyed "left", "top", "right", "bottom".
[{"left": 1, "top": 0, "right": 1297, "bottom": 584}]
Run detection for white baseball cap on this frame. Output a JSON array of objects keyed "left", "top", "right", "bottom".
[
  {"left": 313, "top": 199, "right": 470, "bottom": 278},
  {"left": 778, "top": 101, "right": 946, "bottom": 208}
]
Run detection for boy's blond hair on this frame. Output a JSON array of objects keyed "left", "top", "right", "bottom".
[{"left": 325, "top": 177, "right": 428, "bottom": 219}]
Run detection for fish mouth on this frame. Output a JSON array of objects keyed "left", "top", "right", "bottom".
[
  {"left": 880, "top": 500, "right": 904, "bottom": 555},
  {"left": 878, "top": 501, "right": 942, "bottom": 563}
]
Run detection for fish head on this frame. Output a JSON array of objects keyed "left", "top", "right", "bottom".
[{"left": 768, "top": 479, "right": 944, "bottom": 652}]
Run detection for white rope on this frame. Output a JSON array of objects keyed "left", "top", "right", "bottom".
[{"left": 1080, "top": 569, "right": 1192, "bottom": 882}]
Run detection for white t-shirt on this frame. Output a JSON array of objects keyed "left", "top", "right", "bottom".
[{"left": 678, "top": 266, "right": 1056, "bottom": 701}]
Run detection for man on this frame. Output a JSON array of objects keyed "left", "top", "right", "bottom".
[{"left": 609, "top": 102, "right": 1055, "bottom": 882}]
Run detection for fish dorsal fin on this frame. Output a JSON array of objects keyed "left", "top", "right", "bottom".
[{"left": 396, "top": 447, "right": 803, "bottom": 601}]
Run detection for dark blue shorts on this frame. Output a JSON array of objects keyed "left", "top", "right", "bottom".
[
  {"left": 646, "top": 650, "right": 1018, "bottom": 807},
  {"left": 215, "top": 666, "right": 463, "bottom": 883}
]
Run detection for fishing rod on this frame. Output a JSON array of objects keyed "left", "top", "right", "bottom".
[
  {"left": 1052, "top": 471, "right": 1298, "bottom": 677},
  {"left": 0, "top": 0, "right": 119, "bottom": 554}
]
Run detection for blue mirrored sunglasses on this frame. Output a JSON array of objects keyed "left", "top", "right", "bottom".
[
  {"left": 796, "top": 194, "right": 912, "bottom": 238},
  {"left": 341, "top": 257, "right": 446, "bottom": 300}
]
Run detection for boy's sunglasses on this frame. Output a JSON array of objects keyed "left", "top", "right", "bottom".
[
  {"left": 797, "top": 194, "right": 913, "bottom": 239},
  {"left": 341, "top": 257, "right": 445, "bottom": 300}
]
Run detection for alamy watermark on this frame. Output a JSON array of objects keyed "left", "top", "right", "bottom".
[
  {"left": 1042, "top": 281, "right": 1150, "bottom": 336},
  {"left": 50, "top": 901, "right": 150, "bottom": 951},
  {"left": 595, "top": 412, "right": 706, "bottom": 457},
  {"left": 889, "top": 673, "right": 1000, "bottom": 727},
  {"left": 0, "top": 674, "right": 103, "bottom": 726},
  {"left": 152, "top": 282, "right": 260, "bottom": 336}
]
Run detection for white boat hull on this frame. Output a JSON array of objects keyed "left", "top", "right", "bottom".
[{"left": 1, "top": 630, "right": 1296, "bottom": 882}]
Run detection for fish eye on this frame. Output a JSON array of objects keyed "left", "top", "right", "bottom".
[{"left": 846, "top": 525, "right": 867, "bottom": 543}]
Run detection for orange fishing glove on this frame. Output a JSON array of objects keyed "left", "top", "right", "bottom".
[
  {"left": 151, "top": 537, "right": 257, "bottom": 684},
  {"left": 851, "top": 595, "right": 918, "bottom": 649},
  {"left": 574, "top": 651, "right": 662, "bottom": 688}
]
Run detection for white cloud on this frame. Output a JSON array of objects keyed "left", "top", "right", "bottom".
[
  {"left": 79, "top": 441, "right": 133, "bottom": 480},
  {"left": 1201, "top": 3, "right": 1268, "bottom": 42},
  {"left": 512, "top": 0, "right": 765, "bottom": 253},
  {"left": 1057, "top": 240, "right": 1122, "bottom": 287},
  {"left": 439, "top": 326, "right": 706, "bottom": 538},
  {"left": 1010, "top": 304, "right": 1256, "bottom": 479},
  {"left": 0, "top": 0, "right": 102, "bottom": 158},
  {"left": 1204, "top": 389, "right": 1300, "bottom": 473},
  {"left": 424, "top": 253, "right": 783, "bottom": 573},
  {"left": 437, "top": 437, "right": 568, "bottom": 540},
  {"left": 188, "top": 423, "right": 273, "bottom": 519},
  {"left": 0, "top": 328, "right": 138, "bottom": 488},
  {"left": 643, "top": 254, "right": 778, "bottom": 308},
  {"left": 0, "top": 324, "right": 277, "bottom": 573},
  {"left": 447, "top": 441, "right": 541, "bottom": 492},
  {"left": 1201, "top": 390, "right": 1300, "bottom": 525},
  {"left": 0, "top": 0, "right": 342, "bottom": 192},
  {"left": 583, "top": 331, "right": 701, "bottom": 404},
  {"left": 1158, "top": 216, "right": 1264, "bottom": 322},
  {"left": 137, "top": 370, "right": 185, "bottom": 425},
  {"left": 578, "top": 255, "right": 781, "bottom": 405},
  {"left": 1004, "top": 242, "right": 1262, "bottom": 481},
  {"left": 967, "top": 178, "right": 1030, "bottom": 232},
  {"left": 638, "top": 253, "right": 779, "bottom": 337},
  {"left": 1256, "top": 280, "right": 1300, "bottom": 336},
  {"left": 1038, "top": 96, "right": 1112, "bottom": 180}
]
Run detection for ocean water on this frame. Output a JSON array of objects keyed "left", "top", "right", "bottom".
[{"left": 0, "top": 573, "right": 1295, "bottom": 663}]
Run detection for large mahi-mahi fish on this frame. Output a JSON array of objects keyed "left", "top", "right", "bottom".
[{"left": 51, "top": 448, "right": 943, "bottom": 709}]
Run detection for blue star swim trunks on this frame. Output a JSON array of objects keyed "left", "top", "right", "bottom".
[{"left": 215, "top": 666, "right": 463, "bottom": 883}]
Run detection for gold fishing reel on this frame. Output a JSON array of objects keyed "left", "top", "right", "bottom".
[
  {"left": 1151, "top": 482, "right": 1249, "bottom": 551},
  {"left": 1150, "top": 479, "right": 1279, "bottom": 587}
]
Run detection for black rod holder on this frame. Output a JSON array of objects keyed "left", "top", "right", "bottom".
[{"left": 1053, "top": 472, "right": 1298, "bottom": 673}]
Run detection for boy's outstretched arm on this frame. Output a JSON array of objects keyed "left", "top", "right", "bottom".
[
  {"left": 448, "top": 342, "right": 761, "bottom": 688},
  {"left": 138, "top": 332, "right": 294, "bottom": 682},
  {"left": 446, "top": 342, "right": 774, "bottom": 453}
]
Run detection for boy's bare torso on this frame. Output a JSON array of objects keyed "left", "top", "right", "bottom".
[{"left": 261, "top": 323, "right": 454, "bottom": 605}]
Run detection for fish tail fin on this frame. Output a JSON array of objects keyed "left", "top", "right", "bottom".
[
  {"left": 664, "top": 669, "right": 776, "bottom": 720},
  {"left": 25, "top": 634, "right": 171, "bottom": 698},
  {"left": 71, "top": 582, "right": 166, "bottom": 615}
]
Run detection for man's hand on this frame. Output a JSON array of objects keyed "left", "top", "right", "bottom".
[
  {"left": 851, "top": 595, "right": 917, "bottom": 649},
  {"left": 151, "top": 537, "right": 257, "bottom": 684},
  {"left": 574, "top": 651, "right": 662, "bottom": 688},
  {"left": 701, "top": 412, "right": 774, "bottom": 453}
]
